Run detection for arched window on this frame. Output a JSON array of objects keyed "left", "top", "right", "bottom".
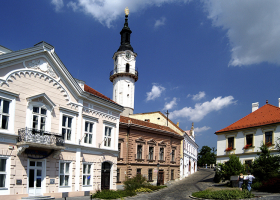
[{"left": 126, "top": 63, "right": 130, "bottom": 73}]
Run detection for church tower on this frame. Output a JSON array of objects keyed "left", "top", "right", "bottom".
[{"left": 110, "top": 7, "right": 138, "bottom": 116}]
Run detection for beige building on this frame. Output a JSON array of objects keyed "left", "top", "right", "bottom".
[
  {"left": 0, "top": 42, "right": 123, "bottom": 199},
  {"left": 117, "top": 116, "right": 183, "bottom": 189}
]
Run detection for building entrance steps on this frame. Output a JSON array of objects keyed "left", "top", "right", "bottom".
[{"left": 20, "top": 196, "right": 55, "bottom": 200}]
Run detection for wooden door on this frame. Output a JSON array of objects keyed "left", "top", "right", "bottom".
[
  {"left": 101, "top": 162, "right": 111, "bottom": 190},
  {"left": 158, "top": 170, "right": 164, "bottom": 185}
]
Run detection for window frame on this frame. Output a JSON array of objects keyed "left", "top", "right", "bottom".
[
  {"left": 148, "top": 169, "right": 153, "bottom": 181},
  {"left": 148, "top": 146, "right": 154, "bottom": 160},
  {"left": 0, "top": 90, "right": 17, "bottom": 134},
  {"left": 159, "top": 147, "right": 164, "bottom": 161},
  {"left": 83, "top": 120, "right": 96, "bottom": 146},
  {"left": 59, "top": 108, "right": 77, "bottom": 144},
  {"left": 225, "top": 133, "right": 237, "bottom": 152},
  {"left": 171, "top": 169, "right": 174, "bottom": 180},
  {"left": 261, "top": 126, "right": 276, "bottom": 146},
  {"left": 82, "top": 163, "right": 92, "bottom": 187},
  {"left": 117, "top": 168, "right": 120, "bottom": 183},
  {"left": 59, "top": 161, "right": 71, "bottom": 188},
  {"left": 137, "top": 145, "right": 143, "bottom": 160},
  {"left": 242, "top": 130, "right": 256, "bottom": 150},
  {"left": 0, "top": 156, "right": 10, "bottom": 194},
  {"left": 136, "top": 168, "right": 141, "bottom": 175}
]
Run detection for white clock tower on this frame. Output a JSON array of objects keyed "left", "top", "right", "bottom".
[{"left": 110, "top": 8, "right": 138, "bottom": 116}]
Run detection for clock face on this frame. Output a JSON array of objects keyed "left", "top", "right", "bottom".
[{"left": 126, "top": 52, "right": 131, "bottom": 59}]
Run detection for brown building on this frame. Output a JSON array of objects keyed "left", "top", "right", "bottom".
[{"left": 116, "top": 116, "right": 183, "bottom": 189}]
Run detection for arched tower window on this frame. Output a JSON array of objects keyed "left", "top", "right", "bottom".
[{"left": 126, "top": 63, "right": 130, "bottom": 73}]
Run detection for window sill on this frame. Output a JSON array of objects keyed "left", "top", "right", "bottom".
[
  {"left": 82, "top": 185, "right": 92, "bottom": 187},
  {"left": 117, "top": 158, "right": 123, "bottom": 161},
  {"left": 170, "top": 161, "right": 176, "bottom": 164},
  {"left": 158, "top": 160, "right": 165, "bottom": 163},
  {"left": 147, "top": 159, "right": 155, "bottom": 162},
  {"left": 135, "top": 159, "right": 144, "bottom": 162},
  {"left": 59, "top": 186, "right": 71, "bottom": 188},
  {"left": 0, "top": 188, "right": 8, "bottom": 190}
]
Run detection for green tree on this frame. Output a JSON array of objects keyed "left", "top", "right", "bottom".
[
  {"left": 222, "top": 155, "right": 244, "bottom": 180},
  {"left": 197, "top": 146, "right": 216, "bottom": 166},
  {"left": 251, "top": 144, "right": 280, "bottom": 181}
]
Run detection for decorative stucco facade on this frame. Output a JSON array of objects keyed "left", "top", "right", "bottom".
[{"left": 0, "top": 42, "right": 123, "bottom": 199}]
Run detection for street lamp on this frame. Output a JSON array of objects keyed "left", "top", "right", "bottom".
[{"left": 157, "top": 163, "right": 160, "bottom": 186}]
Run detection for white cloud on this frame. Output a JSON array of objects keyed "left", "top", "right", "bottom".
[
  {"left": 51, "top": 0, "right": 64, "bottom": 12},
  {"left": 67, "top": 2, "right": 79, "bottom": 12},
  {"left": 169, "top": 96, "right": 235, "bottom": 122},
  {"left": 194, "top": 126, "right": 211, "bottom": 133},
  {"left": 155, "top": 17, "right": 166, "bottom": 28},
  {"left": 204, "top": 0, "right": 280, "bottom": 66},
  {"left": 189, "top": 91, "right": 206, "bottom": 101},
  {"left": 163, "top": 97, "right": 177, "bottom": 110},
  {"left": 146, "top": 84, "right": 165, "bottom": 101},
  {"left": 53, "top": 0, "right": 190, "bottom": 27}
]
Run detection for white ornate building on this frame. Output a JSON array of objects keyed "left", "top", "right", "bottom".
[
  {"left": 0, "top": 41, "right": 123, "bottom": 199},
  {"left": 181, "top": 123, "right": 198, "bottom": 178}
]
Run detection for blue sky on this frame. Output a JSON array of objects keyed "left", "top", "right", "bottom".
[{"left": 1, "top": 0, "right": 280, "bottom": 150}]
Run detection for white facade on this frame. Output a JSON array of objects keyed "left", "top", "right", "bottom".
[
  {"left": 112, "top": 50, "right": 137, "bottom": 115},
  {"left": 180, "top": 126, "right": 198, "bottom": 179}
]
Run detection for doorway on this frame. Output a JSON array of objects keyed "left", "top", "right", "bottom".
[
  {"left": 101, "top": 162, "right": 111, "bottom": 190},
  {"left": 28, "top": 160, "right": 44, "bottom": 196},
  {"left": 158, "top": 170, "right": 164, "bottom": 185}
]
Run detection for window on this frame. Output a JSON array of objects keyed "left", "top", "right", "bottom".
[
  {"left": 246, "top": 134, "right": 253, "bottom": 146},
  {"left": 60, "top": 162, "right": 70, "bottom": 186},
  {"left": 32, "top": 106, "right": 47, "bottom": 131},
  {"left": 84, "top": 122, "right": 93, "bottom": 144},
  {"left": 171, "top": 149, "right": 175, "bottom": 162},
  {"left": 148, "top": 147, "right": 154, "bottom": 160},
  {"left": 137, "top": 168, "right": 141, "bottom": 175},
  {"left": 118, "top": 143, "right": 121, "bottom": 158},
  {"left": 62, "top": 116, "right": 72, "bottom": 141},
  {"left": 137, "top": 145, "right": 142, "bottom": 159},
  {"left": 0, "top": 159, "right": 7, "bottom": 187},
  {"left": 171, "top": 169, "right": 174, "bottom": 180},
  {"left": 148, "top": 169, "right": 153, "bottom": 181},
  {"left": 0, "top": 99, "right": 9, "bottom": 130},
  {"left": 228, "top": 137, "right": 234, "bottom": 149},
  {"left": 159, "top": 147, "right": 164, "bottom": 160},
  {"left": 83, "top": 163, "right": 91, "bottom": 186},
  {"left": 104, "top": 127, "right": 112, "bottom": 147},
  {"left": 117, "top": 168, "right": 120, "bottom": 182},
  {"left": 126, "top": 63, "right": 129, "bottom": 73},
  {"left": 265, "top": 131, "right": 273, "bottom": 144}
]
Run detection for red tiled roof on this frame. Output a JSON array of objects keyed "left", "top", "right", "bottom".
[
  {"left": 216, "top": 104, "right": 280, "bottom": 133},
  {"left": 84, "top": 84, "right": 116, "bottom": 103},
  {"left": 120, "top": 116, "right": 182, "bottom": 136}
]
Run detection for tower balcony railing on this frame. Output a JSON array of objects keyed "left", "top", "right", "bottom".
[
  {"left": 109, "top": 67, "right": 138, "bottom": 82},
  {"left": 17, "top": 128, "right": 65, "bottom": 149}
]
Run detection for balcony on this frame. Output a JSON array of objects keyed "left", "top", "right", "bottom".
[
  {"left": 109, "top": 67, "right": 138, "bottom": 82},
  {"left": 17, "top": 128, "right": 65, "bottom": 151}
]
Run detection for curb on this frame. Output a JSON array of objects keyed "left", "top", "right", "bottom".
[{"left": 189, "top": 195, "right": 265, "bottom": 200}]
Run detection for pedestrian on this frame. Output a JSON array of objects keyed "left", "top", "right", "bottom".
[
  {"left": 246, "top": 172, "right": 255, "bottom": 192},
  {"left": 238, "top": 173, "right": 244, "bottom": 191}
]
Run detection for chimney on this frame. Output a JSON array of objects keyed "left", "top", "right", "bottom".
[
  {"left": 252, "top": 102, "right": 259, "bottom": 112},
  {"left": 279, "top": 98, "right": 280, "bottom": 108},
  {"left": 176, "top": 122, "right": 179, "bottom": 127}
]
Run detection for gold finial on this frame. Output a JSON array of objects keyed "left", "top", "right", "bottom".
[{"left": 125, "top": 7, "right": 129, "bottom": 16}]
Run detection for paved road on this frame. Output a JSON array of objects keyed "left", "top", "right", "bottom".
[{"left": 124, "top": 168, "right": 214, "bottom": 200}]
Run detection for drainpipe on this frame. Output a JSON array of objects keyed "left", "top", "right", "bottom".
[{"left": 126, "top": 122, "right": 130, "bottom": 178}]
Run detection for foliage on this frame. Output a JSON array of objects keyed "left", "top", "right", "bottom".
[
  {"left": 251, "top": 144, "right": 280, "bottom": 181},
  {"left": 222, "top": 155, "right": 245, "bottom": 180},
  {"left": 91, "top": 189, "right": 136, "bottom": 199},
  {"left": 259, "top": 177, "right": 280, "bottom": 193},
  {"left": 192, "top": 189, "right": 254, "bottom": 199},
  {"left": 251, "top": 181, "right": 262, "bottom": 190},
  {"left": 123, "top": 174, "right": 150, "bottom": 191},
  {"left": 213, "top": 164, "right": 223, "bottom": 183},
  {"left": 197, "top": 146, "right": 216, "bottom": 166},
  {"left": 135, "top": 187, "right": 153, "bottom": 193},
  {"left": 276, "top": 137, "right": 280, "bottom": 152}
]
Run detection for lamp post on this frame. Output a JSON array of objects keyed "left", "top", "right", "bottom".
[{"left": 157, "top": 163, "right": 160, "bottom": 186}]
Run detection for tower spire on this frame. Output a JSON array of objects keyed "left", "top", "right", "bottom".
[{"left": 118, "top": 7, "right": 134, "bottom": 52}]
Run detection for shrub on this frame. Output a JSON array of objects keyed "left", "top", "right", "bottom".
[
  {"left": 123, "top": 174, "right": 150, "bottom": 191},
  {"left": 135, "top": 187, "right": 153, "bottom": 193},
  {"left": 91, "top": 189, "right": 136, "bottom": 199},
  {"left": 192, "top": 189, "right": 254, "bottom": 199},
  {"left": 223, "top": 155, "right": 245, "bottom": 180},
  {"left": 260, "top": 177, "right": 280, "bottom": 193},
  {"left": 252, "top": 181, "right": 262, "bottom": 190}
]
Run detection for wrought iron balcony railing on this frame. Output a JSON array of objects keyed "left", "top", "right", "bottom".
[
  {"left": 109, "top": 67, "right": 138, "bottom": 81},
  {"left": 18, "top": 128, "right": 64, "bottom": 147}
]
